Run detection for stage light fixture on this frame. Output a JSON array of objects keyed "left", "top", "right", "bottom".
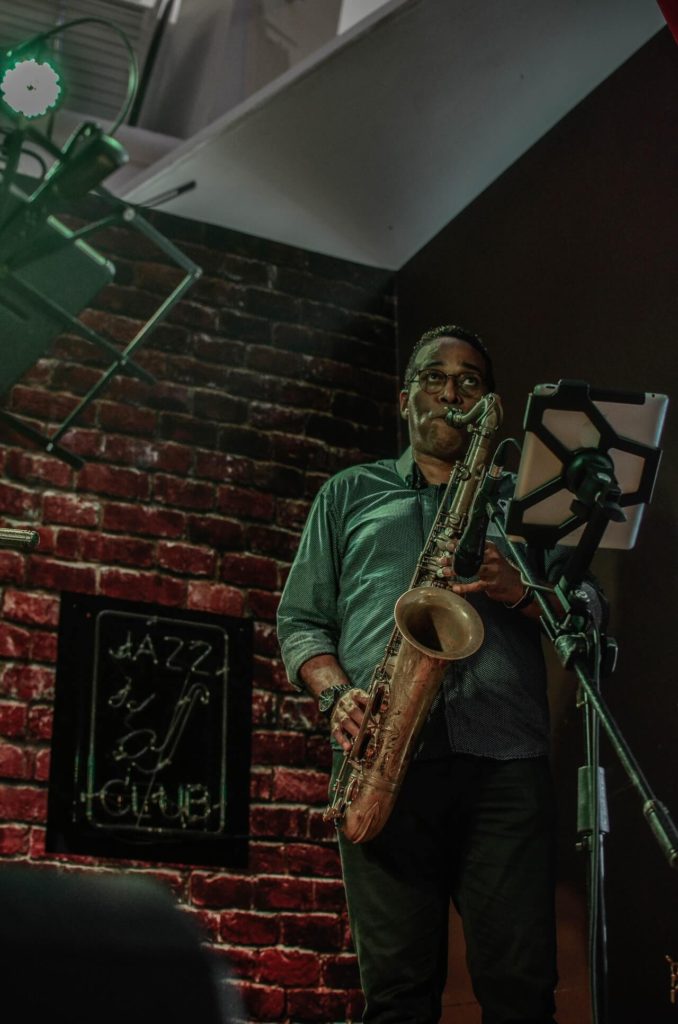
[
  {"left": 0, "top": 19, "right": 201, "bottom": 468},
  {"left": 1, "top": 57, "right": 62, "bottom": 119}
]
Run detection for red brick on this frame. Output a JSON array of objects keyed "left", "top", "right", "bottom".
[
  {"left": 158, "top": 412, "right": 218, "bottom": 450},
  {"left": 78, "top": 463, "right": 149, "bottom": 500},
  {"left": 29, "top": 825, "right": 45, "bottom": 856},
  {"left": 100, "top": 434, "right": 157, "bottom": 466},
  {"left": 253, "top": 656, "right": 292, "bottom": 692},
  {"left": 154, "top": 474, "right": 216, "bottom": 511},
  {"left": 194, "top": 451, "right": 253, "bottom": 484},
  {"left": 272, "top": 767, "right": 328, "bottom": 805},
  {"left": 1, "top": 589, "right": 59, "bottom": 626},
  {"left": 80, "top": 533, "right": 155, "bottom": 567},
  {"left": 102, "top": 436, "right": 193, "bottom": 474},
  {"left": 307, "top": 735, "right": 332, "bottom": 771},
  {"left": 247, "top": 842, "right": 286, "bottom": 874},
  {"left": 0, "top": 823, "right": 29, "bottom": 854},
  {"left": 190, "top": 872, "right": 253, "bottom": 909},
  {"left": 0, "top": 784, "right": 48, "bottom": 822},
  {"left": 27, "top": 705, "right": 53, "bottom": 741},
  {"left": 43, "top": 492, "right": 100, "bottom": 527},
  {"left": 251, "top": 731, "right": 306, "bottom": 766},
  {"left": 253, "top": 622, "right": 278, "bottom": 657},
  {"left": 280, "top": 912, "right": 343, "bottom": 951},
  {"left": 270, "top": 434, "right": 329, "bottom": 472},
  {"left": 309, "top": 808, "right": 338, "bottom": 843},
  {"left": 193, "top": 333, "right": 246, "bottom": 366},
  {"left": 250, "top": 805, "right": 307, "bottom": 840},
  {"left": 218, "top": 945, "right": 259, "bottom": 980},
  {"left": 3, "top": 450, "right": 73, "bottom": 489},
  {"left": 98, "top": 400, "right": 157, "bottom": 436},
  {"left": 276, "top": 498, "right": 312, "bottom": 530},
  {"left": 248, "top": 402, "right": 307, "bottom": 433},
  {"left": 286, "top": 842, "right": 341, "bottom": 879},
  {"left": 257, "top": 947, "right": 320, "bottom": 986},
  {"left": 313, "top": 878, "right": 347, "bottom": 912},
  {"left": 0, "top": 481, "right": 38, "bottom": 517},
  {"left": 0, "top": 551, "right": 25, "bottom": 584},
  {"left": 191, "top": 275, "right": 248, "bottom": 309},
  {"left": 278, "top": 695, "right": 320, "bottom": 731},
  {"left": 0, "top": 743, "right": 30, "bottom": 779},
  {"left": 27, "top": 558, "right": 96, "bottom": 594},
  {"left": 51, "top": 362, "right": 100, "bottom": 393},
  {"left": 34, "top": 747, "right": 51, "bottom": 781},
  {"left": 0, "top": 624, "right": 32, "bottom": 658},
  {"left": 251, "top": 690, "right": 277, "bottom": 727},
  {"left": 186, "top": 515, "right": 244, "bottom": 549},
  {"left": 20, "top": 359, "right": 53, "bottom": 387},
  {"left": 10, "top": 385, "right": 86, "bottom": 423},
  {"left": 194, "top": 390, "right": 248, "bottom": 423},
  {"left": 286, "top": 986, "right": 363, "bottom": 1022},
  {"left": 216, "top": 486, "right": 275, "bottom": 521},
  {"left": 249, "top": 768, "right": 273, "bottom": 801},
  {"left": 235, "top": 981, "right": 285, "bottom": 1022},
  {"left": 186, "top": 582, "right": 244, "bottom": 616},
  {"left": 29, "top": 631, "right": 58, "bottom": 663},
  {"left": 168, "top": 299, "right": 218, "bottom": 332},
  {"left": 60, "top": 428, "right": 104, "bottom": 458},
  {"left": 323, "top": 953, "right": 362, "bottom": 988},
  {"left": 146, "top": 383, "right": 193, "bottom": 416},
  {"left": 53, "top": 529, "right": 83, "bottom": 559},
  {"left": 0, "top": 664, "right": 55, "bottom": 700},
  {"left": 219, "top": 909, "right": 279, "bottom": 945},
  {"left": 252, "top": 875, "right": 314, "bottom": 910},
  {"left": 134, "top": 261, "right": 187, "bottom": 293},
  {"left": 0, "top": 702, "right": 27, "bottom": 737},
  {"left": 99, "top": 569, "right": 187, "bottom": 606},
  {"left": 157, "top": 541, "right": 216, "bottom": 576},
  {"left": 247, "top": 525, "right": 299, "bottom": 561},
  {"left": 102, "top": 502, "right": 185, "bottom": 538},
  {"left": 247, "top": 589, "right": 280, "bottom": 622},
  {"left": 221, "top": 553, "right": 277, "bottom": 588}
]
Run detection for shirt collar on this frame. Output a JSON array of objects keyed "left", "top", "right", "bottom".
[{"left": 395, "top": 447, "right": 427, "bottom": 490}]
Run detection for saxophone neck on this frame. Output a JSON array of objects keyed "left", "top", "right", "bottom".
[{"left": 444, "top": 392, "right": 503, "bottom": 431}]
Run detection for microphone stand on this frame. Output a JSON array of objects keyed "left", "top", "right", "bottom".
[{"left": 485, "top": 456, "right": 678, "bottom": 1024}]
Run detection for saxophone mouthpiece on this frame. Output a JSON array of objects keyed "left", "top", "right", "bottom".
[
  {"left": 445, "top": 408, "right": 465, "bottom": 428},
  {"left": 444, "top": 393, "right": 502, "bottom": 430}
]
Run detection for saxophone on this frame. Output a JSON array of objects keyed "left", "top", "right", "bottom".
[{"left": 323, "top": 393, "right": 503, "bottom": 843}]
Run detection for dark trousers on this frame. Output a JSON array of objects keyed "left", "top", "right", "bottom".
[{"left": 335, "top": 754, "right": 558, "bottom": 1024}]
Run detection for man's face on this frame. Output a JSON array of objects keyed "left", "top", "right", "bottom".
[{"left": 399, "top": 337, "right": 488, "bottom": 464}]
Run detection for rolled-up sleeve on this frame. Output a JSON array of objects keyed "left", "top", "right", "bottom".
[{"left": 277, "top": 482, "right": 343, "bottom": 689}]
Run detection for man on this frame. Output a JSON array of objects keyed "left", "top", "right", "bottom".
[{"left": 278, "top": 325, "right": 570, "bottom": 1024}]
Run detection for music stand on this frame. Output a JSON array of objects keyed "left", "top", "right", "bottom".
[{"left": 486, "top": 379, "right": 674, "bottom": 1024}]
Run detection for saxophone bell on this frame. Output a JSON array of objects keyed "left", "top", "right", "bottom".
[{"left": 394, "top": 585, "right": 484, "bottom": 661}]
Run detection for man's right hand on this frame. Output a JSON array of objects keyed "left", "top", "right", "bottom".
[{"left": 330, "top": 688, "right": 368, "bottom": 752}]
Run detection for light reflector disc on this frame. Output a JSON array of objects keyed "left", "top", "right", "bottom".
[{"left": 1, "top": 58, "right": 61, "bottom": 118}]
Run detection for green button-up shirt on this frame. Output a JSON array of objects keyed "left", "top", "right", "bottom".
[{"left": 278, "top": 449, "right": 555, "bottom": 759}]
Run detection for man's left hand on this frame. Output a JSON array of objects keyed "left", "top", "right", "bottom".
[{"left": 437, "top": 540, "right": 525, "bottom": 605}]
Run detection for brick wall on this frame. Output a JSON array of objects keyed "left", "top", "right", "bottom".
[{"left": 0, "top": 206, "right": 398, "bottom": 1023}]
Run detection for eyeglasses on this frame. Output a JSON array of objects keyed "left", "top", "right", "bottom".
[{"left": 409, "top": 369, "right": 485, "bottom": 398}]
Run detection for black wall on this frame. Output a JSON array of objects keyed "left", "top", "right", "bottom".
[{"left": 397, "top": 28, "right": 678, "bottom": 1023}]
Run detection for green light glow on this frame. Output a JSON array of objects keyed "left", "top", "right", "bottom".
[{"left": 1, "top": 58, "right": 61, "bottom": 118}]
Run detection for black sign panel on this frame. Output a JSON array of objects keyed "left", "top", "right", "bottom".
[{"left": 47, "top": 593, "right": 252, "bottom": 867}]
